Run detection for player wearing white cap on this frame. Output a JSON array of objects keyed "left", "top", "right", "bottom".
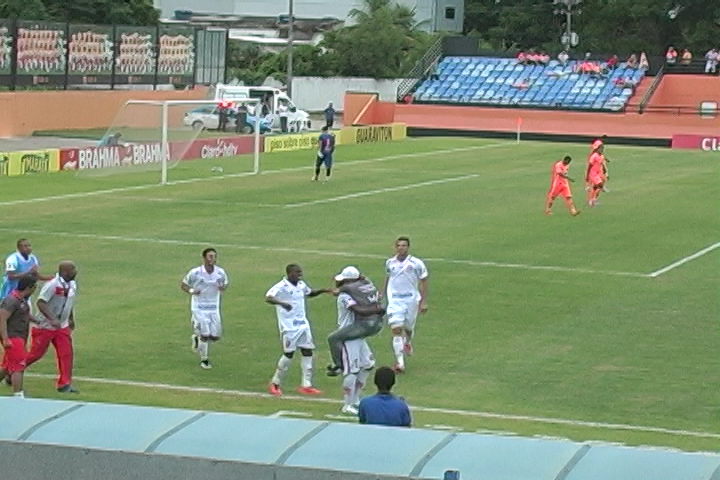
[
  {"left": 265, "top": 264, "right": 332, "bottom": 396},
  {"left": 326, "top": 266, "right": 385, "bottom": 377},
  {"left": 380, "top": 237, "right": 428, "bottom": 373}
]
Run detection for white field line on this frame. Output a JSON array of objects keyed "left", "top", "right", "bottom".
[
  {"left": 0, "top": 228, "right": 647, "bottom": 277},
  {"left": 103, "top": 194, "right": 283, "bottom": 208},
  {"left": 285, "top": 174, "right": 479, "bottom": 208},
  {"left": 647, "top": 242, "right": 720, "bottom": 278},
  {"left": 0, "top": 142, "right": 511, "bottom": 207},
  {"left": 25, "top": 373, "right": 720, "bottom": 440}
]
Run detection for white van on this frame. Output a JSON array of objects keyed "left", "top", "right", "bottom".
[{"left": 211, "top": 84, "right": 312, "bottom": 132}]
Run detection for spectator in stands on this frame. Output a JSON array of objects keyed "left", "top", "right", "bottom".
[
  {"left": 538, "top": 51, "right": 550, "bottom": 65},
  {"left": 639, "top": 51, "right": 649, "bottom": 70},
  {"left": 665, "top": 46, "right": 678, "bottom": 64},
  {"left": 512, "top": 77, "right": 532, "bottom": 89},
  {"left": 606, "top": 55, "right": 619, "bottom": 70},
  {"left": 613, "top": 76, "right": 636, "bottom": 89},
  {"left": 516, "top": 51, "right": 527, "bottom": 65},
  {"left": 557, "top": 50, "right": 569, "bottom": 66},
  {"left": 358, "top": 366, "right": 411, "bottom": 427},
  {"left": 705, "top": 49, "right": 718, "bottom": 73},
  {"left": 526, "top": 50, "right": 540, "bottom": 65},
  {"left": 626, "top": 53, "right": 638, "bottom": 69},
  {"left": 681, "top": 49, "right": 692, "bottom": 65}
]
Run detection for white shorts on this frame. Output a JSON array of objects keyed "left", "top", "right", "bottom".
[
  {"left": 342, "top": 339, "right": 375, "bottom": 376},
  {"left": 386, "top": 299, "right": 419, "bottom": 330},
  {"left": 281, "top": 327, "right": 315, "bottom": 353},
  {"left": 191, "top": 310, "right": 222, "bottom": 338}
]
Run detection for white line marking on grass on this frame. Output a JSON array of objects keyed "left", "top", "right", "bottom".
[
  {"left": 103, "top": 194, "right": 283, "bottom": 208},
  {"left": 25, "top": 373, "right": 720, "bottom": 440},
  {"left": 648, "top": 242, "right": 720, "bottom": 278},
  {"left": 0, "top": 142, "right": 511, "bottom": 207},
  {"left": 285, "top": 174, "right": 479, "bottom": 208},
  {"left": 0, "top": 228, "right": 646, "bottom": 277}
]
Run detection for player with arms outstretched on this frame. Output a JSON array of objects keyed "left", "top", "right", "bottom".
[
  {"left": 312, "top": 126, "right": 335, "bottom": 183},
  {"left": 265, "top": 264, "right": 332, "bottom": 396},
  {"left": 545, "top": 155, "right": 580, "bottom": 216},
  {"left": 181, "top": 248, "right": 229, "bottom": 369},
  {"left": 380, "top": 237, "right": 428, "bottom": 373}
]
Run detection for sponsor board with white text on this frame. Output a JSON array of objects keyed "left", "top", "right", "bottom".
[{"left": 671, "top": 135, "right": 720, "bottom": 151}]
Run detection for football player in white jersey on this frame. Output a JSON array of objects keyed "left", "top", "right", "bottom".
[
  {"left": 380, "top": 237, "right": 428, "bottom": 373},
  {"left": 265, "top": 264, "right": 332, "bottom": 396},
  {"left": 181, "top": 248, "right": 229, "bottom": 369},
  {"left": 334, "top": 268, "right": 376, "bottom": 415}
]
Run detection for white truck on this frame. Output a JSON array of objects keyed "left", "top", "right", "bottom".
[{"left": 211, "top": 84, "right": 312, "bottom": 133}]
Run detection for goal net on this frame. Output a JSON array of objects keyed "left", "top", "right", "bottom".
[{"left": 75, "top": 99, "right": 262, "bottom": 183}]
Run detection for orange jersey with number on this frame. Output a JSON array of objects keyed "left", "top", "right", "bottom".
[{"left": 588, "top": 152, "right": 604, "bottom": 177}]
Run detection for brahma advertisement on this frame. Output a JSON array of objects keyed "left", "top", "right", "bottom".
[
  {"left": 59, "top": 137, "right": 257, "bottom": 170},
  {"left": 0, "top": 149, "right": 60, "bottom": 177},
  {"left": 671, "top": 135, "right": 720, "bottom": 151}
]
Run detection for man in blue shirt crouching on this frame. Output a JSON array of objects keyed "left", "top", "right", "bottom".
[{"left": 358, "top": 366, "right": 411, "bottom": 427}]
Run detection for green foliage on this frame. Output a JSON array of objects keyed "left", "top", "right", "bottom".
[
  {"left": 1, "top": 0, "right": 159, "bottom": 25},
  {"left": 464, "top": 0, "right": 720, "bottom": 54},
  {"left": 227, "top": 0, "right": 437, "bottom": 82}
]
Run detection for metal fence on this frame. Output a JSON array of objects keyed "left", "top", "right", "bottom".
[{"left": 0, "top": 19, "right": 228, "bottom": 89}]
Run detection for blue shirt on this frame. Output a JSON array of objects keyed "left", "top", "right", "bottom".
[
  {"left": 1, "top": 251, "right": 39, "bottom": 297},
  {"left": 358, "top": 393, "right": 412, "bottom": 427},
  {"left": 323, "top": 107, "right": 335, "bottom": 121},
  {"left": 318, "top": 132, "right": 335, "bottom": 154}
]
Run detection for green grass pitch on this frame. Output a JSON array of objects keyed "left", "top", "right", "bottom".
[{"left": 1, "top": 137, "right": 718, "bottom": 452}]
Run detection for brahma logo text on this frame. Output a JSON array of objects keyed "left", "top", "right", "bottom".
[{"left": 78, "top": 146, "right": 132, "bottom": 169}]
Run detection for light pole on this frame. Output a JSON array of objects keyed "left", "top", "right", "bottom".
[
  {"left": 553, "top": 0, "right": 581, "bottom": 51},
  {"left": 287, "top": 0, "right": 294, "bottom": 97}
]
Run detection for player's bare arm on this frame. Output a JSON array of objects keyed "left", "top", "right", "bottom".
[
  {"left": 180, "top": 281, "right": 200, "bottom": 295},
  {"left": 37, "top": 299, "right": 61, "bottom": 328},
  {"left": 69, "top": 311, "right": 75, "bottom": 331},
  {"left": 307, "top": 288, "right": 331, "bottom": 298},
  {"left": 379, "top": 275, "right": 388, "bottom": 302},
  {"left": 6, "top": 264, "right": 38, "bottom": 281},
  {"left": 265, "top": 295, "right": 292, "bottom": 312},
  {"left": 419, "top": 277, "right": 429, "bottom": 313},
  {"left": 216, "top": 279, "right": 228, "bottom": 291},
  {"left": 0, "top": 308, "right": 11, "bottom": 348}
]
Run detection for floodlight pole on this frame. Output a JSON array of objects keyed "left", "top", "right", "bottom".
[
  {"left": 287, "top": 0, "right": 294, "bottom": 97},
  {"left": 554, "top": 0, "right": 582, "bottom": 51}
]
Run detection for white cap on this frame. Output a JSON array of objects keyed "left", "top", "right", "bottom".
[{"left": 334, "top": 266, "right": 360, "bottom": 282}]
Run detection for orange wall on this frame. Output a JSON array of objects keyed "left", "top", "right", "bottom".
[
  {"left": 649, "top": 75, "right": 720, "bottom": 107},
  {"left": 0, "top": 89, "right": 209, "bottom": 137},
  {"left": 343, "top": 92, "right": 376, "bottom": 125}
]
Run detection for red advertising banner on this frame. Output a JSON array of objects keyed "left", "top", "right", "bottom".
[
  {"left": 59, "top": 136, "right": 258, "bottom": 171},
  {"left": 671, "top": 135, "right": 720, "bottom": 151},
  {"left": 173, "top": 136, "right": 256, "bottom": 160}
]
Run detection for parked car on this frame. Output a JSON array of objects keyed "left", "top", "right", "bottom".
[{"left": 183, "top": 106, "right": 272, "bottom": 134}]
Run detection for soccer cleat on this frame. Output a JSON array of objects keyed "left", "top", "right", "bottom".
[
  {"left": 296, "top": 386, "right": 322, "bottom": 395},
  {"left": 57, "top": 384, "right": 80, "bottom": 394},
  {"left": 191, "top": 334, "right": 199, "bottom": 352},
  {"left": 544, "top": 210, "right": 552, "bottom": 216},
  {"left": 200, "top": 360, "right": 212, "bottom": 369},
  {"left": 311, "top": 175, "right": 318, "bottom": 181},
  {"left": 268, "top": 383, "right": 283, "bottom": 396},
  {"left": 341, "top": 405, "right": 359, "bottom": 415},
  {"left": 392, "top": 363, "right": 405, "bottom": 374},
  {"left": 326, "top": 364, "right": 342, "bottom": 377},
  {"left": 403, "top": 343, "right": 414, "bottom": 356},
  {"left": 572, "top": 210, "right": 581, "bottom": 216}
]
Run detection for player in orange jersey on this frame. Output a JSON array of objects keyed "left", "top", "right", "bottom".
[
  {"left": 588, "top": 135, "right": 610, "bottom": 192},
  {"left": 586, "top": 145, "right": 606, "bottom": 207},
  {"left": 545, "top": 155, "right": 580, "bottom": 216}
]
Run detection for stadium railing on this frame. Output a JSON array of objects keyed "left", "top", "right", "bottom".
[{"left": 395, "top": 36, "right": 443, "bottom": 102}]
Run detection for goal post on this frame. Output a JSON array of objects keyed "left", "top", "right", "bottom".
[{"left": 77, "top": 98, "right": 263, "bottom": 184}]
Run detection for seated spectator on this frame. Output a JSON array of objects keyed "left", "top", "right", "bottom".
[
  {"left": 681, "top": 49, "right": 692, "bottom": 65},
  {"left": 705, "top": 49, "right": 717, "bottom": 73},
  {"left": 512, "top": 77, "right": 532, "bottom": 89},
  {"left": 626, "top": 53, "right": 638, "bottom": 69},
  {"left": 606, "top": 55, "right": 619, "bottom": 70},
  {"left": 516, "top": 51, "right": 527, "bottom": 64},
  {"left": 665, "top": 46, "right": 677, "bottom": 64},
  {"left": 546, "top": 69, "right": 567, "bottom": 78},
  {"left": 538, "top": 52, "right": 550, "bottom": 65},
  {"left": 358, "top": 367, "right": 411, "bottom": 428},
  {"left": 639, "top": 51, "right": 649, "bottom": 70},
  {"left": 526, "top": 51, "right": 540, "bottom": 65},
  {"left": 557, "top": 50, "right": 569, "bottom": 66},
  {"left": 613, "top": 77, "right": 636, "bottom": 89}
]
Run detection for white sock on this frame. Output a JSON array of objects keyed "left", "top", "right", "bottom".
[
  {"left": 392, "top": 336, "right": 405, "bottom": 366},
  {"left": 342, "top": 374, "right": 357, "bottom": 407},
  {"left": 353, "top": 369, "right": 371, "bottom": 405},
  {"left": 198, "top": 340, "right": 209, "bottom": 361},
  {"left": 13, "top": 391, "right": 24, "bottom": 398},
  {"left": 271, "top": 355, "right": 292, "bottom": 386},
  {"left": 300, "top": 355, "right": 313, "bottom": 388}
]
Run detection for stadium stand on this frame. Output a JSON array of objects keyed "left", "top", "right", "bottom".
[{"left": 412, "top": 56, "right": 646, "bottom": 111}]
